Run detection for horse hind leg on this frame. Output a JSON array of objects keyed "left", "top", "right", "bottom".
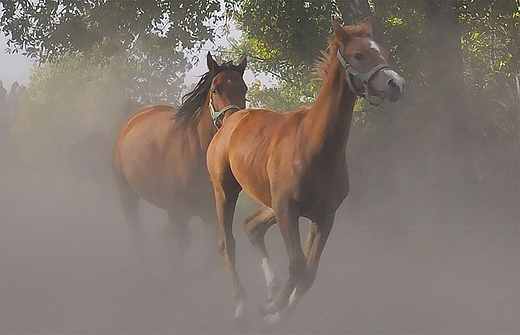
[
  {"left": 196, "top": 211, "right": 222, "bottom": 275},
  {"left": 114, "top": 177, "right": 150, "bottom": 280},
  {"left": 164, "top": 209, "right": 192, "bottom": 259},
  {"left": 243, "top": 205, "right": 279, "bottom": 302},
  {"left": 114, "top": 173, "right": 142, "bottom": 235}
]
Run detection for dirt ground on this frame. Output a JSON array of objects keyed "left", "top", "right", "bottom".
[{"left": 1, "top": 160, "right": 518, "bottom": 334}]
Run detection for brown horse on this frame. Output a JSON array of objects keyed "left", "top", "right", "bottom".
[
  {"left": 113, "top": 52, "right": 247, "bottom": 263},
  {"left": 207, "top": 18, "right": 404, "bottom": 324}
]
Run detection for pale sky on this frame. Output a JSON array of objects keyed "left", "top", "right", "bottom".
[
  {"left": 0, "top": 32, "right": 34, "bottom": 90},
  {"left": 0, "top": 29, "right": 265, "bottom": 96}
]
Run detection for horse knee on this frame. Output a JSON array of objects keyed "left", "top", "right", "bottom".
[
  {"left": 288, "top": 255, "right": 306, "bottom": 280},
  {"left": 244, "top": 224, "right": 262, "bottom": 244},
  {"left": 298, "top": 267, "right": 318, "bottom": 296},
  {"left": 218, "top": 236, "right": 236, "bottom": 259},
  {"left": 218, "top": 238, "right": 226, "bottom": 257}
]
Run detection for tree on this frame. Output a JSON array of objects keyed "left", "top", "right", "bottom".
[
  {"left": 223, "top": 0, "right": 518, "bottom": 224},
  {"left": 0, "top": 0, "right": 221, "bottom": 62},
  {"left": 9, "top": 47, "right": 180, "bottom": 167},
  {"left": 223, "top": 0, "right": 346, "bottom": 109},
  {"left": 0, "top": 0, "right": 226, "bottom": 102}
]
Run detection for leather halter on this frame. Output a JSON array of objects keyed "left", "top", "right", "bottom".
[
  {"left": 337, "top": 49, "right": 390, "bottom": 106},
  {"left": 209, "top": 95, "right": 241, "bottom": 128}
]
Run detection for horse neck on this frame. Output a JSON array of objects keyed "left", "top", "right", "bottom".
[
  {"left": 305, "top": 54, "right": 356, "bottom": 157},
  {"left": 195, "top": 99, "right": 217, "bottom": 151}
]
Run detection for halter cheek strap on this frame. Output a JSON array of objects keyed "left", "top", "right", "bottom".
[
  {"left": 337, "top": 50, "right": 390, "bottom": 106},
  {"left": 209, "top": 95, "right": 241, "bottom": 128}
]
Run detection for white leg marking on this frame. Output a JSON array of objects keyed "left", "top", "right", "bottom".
[
  {"left": 261, "top": 257, "right": 275, "bottom": 289},
  {"left": 265, "top": 311, "right": 282, "bottom": 325},
  {"left": 288, "top": 287, "right": 297, "bottom": 306},
  {"left": 234, "top": 297, "right": 244, "bottom": 319}
]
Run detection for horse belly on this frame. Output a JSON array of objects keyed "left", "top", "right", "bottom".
[{"left": 116, "top": 116, "right": 203, "bottom": 210}]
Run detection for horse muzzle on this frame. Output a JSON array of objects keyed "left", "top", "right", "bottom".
[{"left": 379, "top": 69, "right": 405, "bottom": 102}]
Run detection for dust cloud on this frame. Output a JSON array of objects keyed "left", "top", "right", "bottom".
[
  {"left": 1, "top": 43, "right": 519, "bottom": 335},
  {"left": 1, "top": 96, "right": 518, "bottom": 335}
]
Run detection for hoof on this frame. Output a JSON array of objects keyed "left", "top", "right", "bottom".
[
  {"left": 267, "top": 281, "right": 281, "bottom": 302},
  {"left": 264, "top": 311, "right": 283, "bottom": 327},
  {"left": 233, "top": 298, "right": 248, "bottom": 331},
  {"left": 262, "top": 303, "right": 295, "bottom": 327},
  {"left": 259, "top": 300, "right": 278, "bottom": 316}
]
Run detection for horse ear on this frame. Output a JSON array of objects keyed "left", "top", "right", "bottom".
[
  {"left": 207, "top": 52, "right": 220, "bottom": 74},
  {"left": 331, "top": 17, "right": 350, "bottom": 44},
  {"left": 237, "top": 54, "right": 247, "bottom": 75},
  {"left": 361, "top": 17, "right": 373, "bottom": 36}
]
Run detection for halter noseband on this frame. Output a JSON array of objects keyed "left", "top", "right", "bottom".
[
  {"left": 209, "top": 95, "right": 241, "bottom": 128},
  {"left": 337, "top": 49, "right": 390, "bottom": 106}
]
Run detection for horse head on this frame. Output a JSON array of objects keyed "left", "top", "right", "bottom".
[
  {"left": 207, "top": 52, "right": 248, "bottom": 127},
  {"left": 332, "top": 17, "right": 405, "bottom": 105}
]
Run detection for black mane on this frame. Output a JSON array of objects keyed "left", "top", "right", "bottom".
[{"left": 174, "top": 60, "right": 242, "bottom": 126}]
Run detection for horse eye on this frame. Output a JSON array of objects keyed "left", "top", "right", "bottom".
[
  {"left": 354, "top": 53, "right": 363, "bottom": 61},
  {"left": 211, "top": 88, "right": 217, "bottom": 94}
]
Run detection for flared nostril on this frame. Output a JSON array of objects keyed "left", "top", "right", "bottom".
[
  {"left": 388, "top": 78, "right": 398, "bottom": 88},
  {"left": 388, "top": 79, "right": 399, "bottom": 95},
  {"left": 388, "top": 77, "right": 405, "bottom": 94}
]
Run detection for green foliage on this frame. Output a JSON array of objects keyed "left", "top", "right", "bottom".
[
  {"left": 4, "top": 0, "right": 519, "bottom": 174},
  {"left": 10, "top": 46, "right": 183, "bottom": 167},
  {"left": 0, "top": 0, "right": 221, "bottom": 62},
  {"left": 247, "top": 78, "right": 316, "bottom": 111},
  {"left": 226, "top": 0, "right": 518, "bottom": 116},
  {"left": 225, "top": 0, "right": 351, "bottom": 110},
  {"left": 235, "top": 0, "right": 338, "bottom": 65},
  {"left": 459, "top": 0, "right": 520, "bottom": 90}
]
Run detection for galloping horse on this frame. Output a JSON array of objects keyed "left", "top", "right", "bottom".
[
  {"left": 113, "top": 52, "right": 247, "bottom": 260},
  {"left": 207, "top": 18, "right": 404, "bottom": 324}
]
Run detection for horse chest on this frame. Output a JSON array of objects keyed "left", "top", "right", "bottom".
[{"left": 294, "top": 165, "right": 349, "bottom": 216}]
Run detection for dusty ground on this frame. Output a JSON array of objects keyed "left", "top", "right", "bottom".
[{"left": 1, "top": 161, "right": 518, "bottom": 334}]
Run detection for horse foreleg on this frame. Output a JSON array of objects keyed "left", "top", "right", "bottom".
[
  {"left": 264, "top": 203, "right": 305, "bottom": 324},
  {"left": 291, "top": 214, "right": 335, "bottom": 306},
  {"left": 115, "top": 179, "right": 149, "bottom": 280},
  {"left": 243, "top": 205, "right": 278, "bottom": 302}
]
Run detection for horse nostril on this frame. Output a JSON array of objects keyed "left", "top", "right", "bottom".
[
  {"left": 386, "top": 78, "right": 405, "bottom": 101},
  {"left": 388, "top": 78, "right": 405, "bottom": 92},
  {"left": 388, "top": 79, "right": 399, "bottom": 94}
]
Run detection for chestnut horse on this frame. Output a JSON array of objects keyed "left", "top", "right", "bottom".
[
  {"left": 113, "top": 53, "right": 247, "bottom": 263},
  {"left": 207, "top": 18, "right": 404, "bottom": 324}
]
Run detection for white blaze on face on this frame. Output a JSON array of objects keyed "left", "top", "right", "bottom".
[{"left": 369, "top": 39, "right": 381, "bottom": 53}]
